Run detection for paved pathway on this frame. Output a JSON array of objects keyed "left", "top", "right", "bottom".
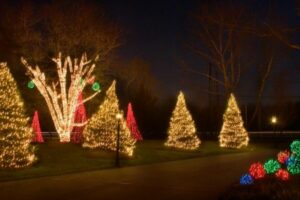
[{"left": 0, "top": 150, "right": 276, "bottom": 200}]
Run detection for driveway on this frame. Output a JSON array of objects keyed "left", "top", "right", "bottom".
[{"left": 0, "top": 150, "right": 276, "bottom": 200}]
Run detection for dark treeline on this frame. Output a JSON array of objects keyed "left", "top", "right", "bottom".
[{"left": 1, "top": 0, "right": 300, "bottom": 139}]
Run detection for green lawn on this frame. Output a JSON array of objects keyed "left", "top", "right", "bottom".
[{"left": 0, "top": 140, "right": 275, "bottom": 182}]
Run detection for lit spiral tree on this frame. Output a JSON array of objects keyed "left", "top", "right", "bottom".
[
  {"left": 0, "top": 63, "right": 36, "bottom": 168},
  {"left": 165, "top": 91, "right": 200, "bottom": 150},
  {"left": 21, "top": 53, "right": 100, "bottom": 142},
  {"left": 219, "top": 93, "right": 249, "bottom": 148},
  {"left": 82, "top": 80, "right": 136, "bottom": 156}
]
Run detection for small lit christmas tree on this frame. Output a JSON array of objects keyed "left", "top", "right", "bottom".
[
  {"left": 31, "top": 111, "right": 44, "bottom": 143},
  {"left": 71, "top": 92, "right": 87, "bottom": 144},
  {"left": 219, "top": 93, "right": 249, "bottom": 148},
  {"left": 126, "top": 103, "right": 143, "bottom": 141},
  {"left": 165, "top": 91, "right": 200, "bottom": 150},
  {"left": 0, "top": 63, "right": 36, "bottom": 168},
  {"left": 82, "top": 81, "right": 136, "bottom": 156}
]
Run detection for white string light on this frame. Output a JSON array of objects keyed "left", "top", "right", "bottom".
[{"left": 21, "top": 53, "right": 100, "bottom": 142}]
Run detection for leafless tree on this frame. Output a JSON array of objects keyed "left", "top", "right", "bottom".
[
  {"left": 22, "top": 53, "right": 99, "bottom": 142},
  {"left": 0, "top": 0, "right": 121, "bottom": 65}
]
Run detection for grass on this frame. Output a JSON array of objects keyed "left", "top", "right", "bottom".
[{"left": 0, "top": 139, "right": 276, "bottom": 182}]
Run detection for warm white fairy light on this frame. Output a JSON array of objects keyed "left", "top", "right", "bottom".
[
  {"left": 0, "top": 63, "right": 36, "bottom": 168},
  {"left": 165, "top": 91, "right": 201, "bottom": 150},
  {"left": 21, "top": 53, "right": 100, "bottom": 142},
  {"left": 82, "top": 80, "right": 136, "bottom": 156},
  {"left": 219, "top": 93, "right": 249, "bottom": 148}
]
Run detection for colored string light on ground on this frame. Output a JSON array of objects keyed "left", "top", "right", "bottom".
[
  {"left": 240, "top": 173, "right": 253, "bottom": 185},
  {"left": 277, "top": 150, "right": 290, "bottom": 164},
  {"left": 275, "top": 169, "right": 289, "bottom": 181},
  {"left": 290, "top": 140, "right": 300, "bottom": 155},
  {"left": 287, "top": 155, "right": 300, "bottom": 175},
  {"left": 264, "top": 159, "right": 280, "bottom": 174},
  {"left": 249, "top": 162, "right": 266, "bottom": 179}
]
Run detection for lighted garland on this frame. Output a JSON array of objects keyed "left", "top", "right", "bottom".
[{"left": 264, "top": 159, "right": 280, "bottom": 174}]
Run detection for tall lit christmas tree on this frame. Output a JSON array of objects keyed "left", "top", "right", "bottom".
[
  {"left": 71, "top": 92, "right": 87, "bottom": 144},
  {"left": 126, "top": 103, "right": 143, "bottom": 141},
  {"left": 31, "top": 111, "right": 44, "bottom": 143},
  {"left": 219, "top": 93, "right": 249, "bottom": 148},
  {"left": 82, "top": 81, "right": 136, "bottom": 156},
  {"left": 0, "top": 63, "right": 36, "bottom": 168},
  {"left": 165, "top": 91, "right": 200, "bottom": 150}
]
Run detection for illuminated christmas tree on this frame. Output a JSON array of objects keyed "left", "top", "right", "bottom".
[
  {"left": 31, "top": 111, "right": 44, "bottom": 143},
  {"left": 126, "top": 103, "right": 143, "bottom": 141},
  {"left": 165, "top": 91, "right": 200, "bottom": 150},
  {"left": 219, "top": 93, "right": 249, "bottom": 148},
  {"left": 0, "top": 63, "right": 36, "bottom": 168},
  {"left": 71, "top": 92, "right": 87, "bottom": 144},
  {"left": 82, "top": 81, "right": 136, "bottom": 156}
]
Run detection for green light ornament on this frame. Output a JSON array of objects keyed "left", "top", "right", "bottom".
[
  {"left": 27, "top": 80, "right": 35, "bottom": 89},
  {"left": 290, "top": 140, "right": 300, "bottom": 155},
  {"left": 92, "top": 82, "right": 101, "bottom": 91},
  {"left": 287, "top": 155, "right": 300, "bottom": 174},
  {"left": 264, "top": 159, "right": 280, "bottom": 174}
]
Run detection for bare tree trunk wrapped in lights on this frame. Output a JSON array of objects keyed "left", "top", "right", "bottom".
[
  {"left": 0, "top": 63, "right": 36, "bottom": 168},
  {"left": 219, "top": 93, "right": 249, "bottom": 148},
  {"left": 21, "top": 53, "right": 100, "bottom": 142},
  {"left": 165, "top": 91, "right": 200, "bottom": 150},
  {"left": 82, "top": 80, "right": 136, "bottom": 156}
]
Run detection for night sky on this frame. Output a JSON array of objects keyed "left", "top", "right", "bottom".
[{"left": 99, "top": 0, "right": 300, "bottom": 105}]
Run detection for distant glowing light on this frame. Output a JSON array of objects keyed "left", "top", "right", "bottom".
[
  {"left": 270, "top": 116, "right": 277, "bottom": 124},
  {"left": 240, "top": 173, "right": 253, "bottom": 185},
  {"left": 249, "top": 162, "right": 266, "bottom": 179},
  {"left": 27, "top": 80, "right": 35, "bottom": 89},
  {"left": 264, "top": 159, "right": 280, "bottom": 174},
  {"left": 275, "top": 169, "right": 289, "bottom": 181}
]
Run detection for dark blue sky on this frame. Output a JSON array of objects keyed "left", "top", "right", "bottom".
[{"left": 101, "top": 0, "right": 300, "bottom": 105}]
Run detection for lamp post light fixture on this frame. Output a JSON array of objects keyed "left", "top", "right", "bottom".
[
  {"left": 270, "top": 116, "right": 277, "bottom": 134},
  {"left": 271, "top": 116, "right": 277, "bottom": 124},
  {"left": 115, "top": 113, "right": 122, "bottom": 167}
]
